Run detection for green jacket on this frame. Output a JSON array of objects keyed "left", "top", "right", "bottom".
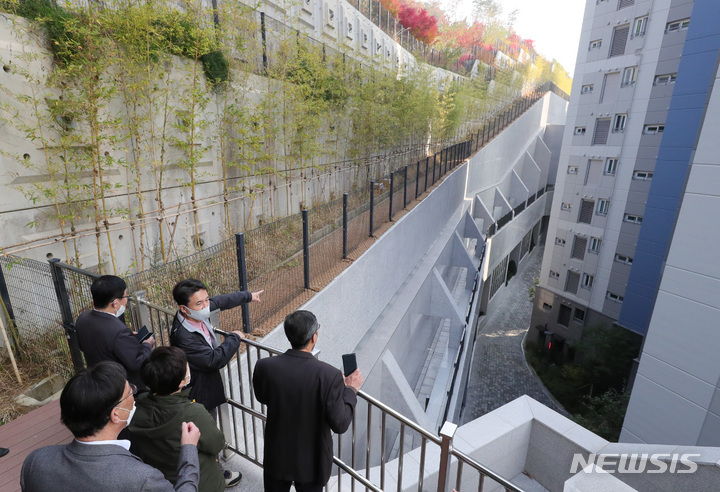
[{"left": 130, "top": 389, "right": 225, "bottom": 492}]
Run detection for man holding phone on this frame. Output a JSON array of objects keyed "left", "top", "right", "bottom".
[{"left": 252, "top": 310, "right": 363, "bottom": 492}]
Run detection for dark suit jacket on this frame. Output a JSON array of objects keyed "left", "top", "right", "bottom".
[
  {"left": 20, "top": 439, "right": 199, "bottom": 492},
  {"left": 170, "top": 291, "right": 250, "bottom": 410},
  {"left": 253, "top": 349, "right": 357, "bottom": 485},
  {"left": 75, "top": 310, "right": 152, "bottom": 388}
]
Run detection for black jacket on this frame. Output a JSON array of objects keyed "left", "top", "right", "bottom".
[
  {"left": 170, "top": 291, "right": 250, "bottom": 410},
  {"left": 253, "top": 349, "right": 357, "bottom": 485},
  {"left": 75, "top": 310, "right": 152, "bottom": 388}
]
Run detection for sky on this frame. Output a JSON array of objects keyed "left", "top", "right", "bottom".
[{"left": 440, "top": 0, "right": 587, "bottom": 77}]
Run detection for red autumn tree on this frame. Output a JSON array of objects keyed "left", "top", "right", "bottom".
[{"left": 398, "top": 4, "right": 439, "bottom": 44}]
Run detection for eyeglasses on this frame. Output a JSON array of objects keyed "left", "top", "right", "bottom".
[
  {"left": 115, "top": 383, "right": 137, "bottom": 407},
  {"left": 301, "top": 323, "right": 320, "bottom": 346}
]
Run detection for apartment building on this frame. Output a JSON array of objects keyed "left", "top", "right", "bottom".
[
  {"left": 531, "top": 0, "right": 720, "bottom": 446},
  {"left": 530, "top": 0, "right": 695, "bottom": 347}
]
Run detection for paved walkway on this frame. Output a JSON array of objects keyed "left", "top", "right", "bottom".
[{"left": 462, "top": 245, "right": 567, "bottom": 424}]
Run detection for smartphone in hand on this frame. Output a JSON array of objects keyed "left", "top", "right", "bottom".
[
  {"left": 342, "top": 353, "right": 357, "bottom": 377},
  {"left": 135, "top": 325, "right": 154, "bottom": 343}
]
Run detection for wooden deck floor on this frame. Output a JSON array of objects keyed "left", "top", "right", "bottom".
[{"left": 0, "top": 400, "right": 73, "bottom": 492}]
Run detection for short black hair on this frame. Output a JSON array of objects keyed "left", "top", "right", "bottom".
[
  {"left": 172, "top": 279, "right": 207, "bottom": 306},
  {"left": 141, "top": 346, "right": 187, "bottom": 396},
  {"left": 91, "top": 275, "right": 126, "bottom": 309},
  {"left": 60, "top": 361, "right": 127, "bottom": 438},
  {"left": 284, "top": 310, "right": 319, "bottom": 349}
]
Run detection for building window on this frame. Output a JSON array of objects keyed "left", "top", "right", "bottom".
[
  {"left": 613, "top": 114, "right": 627, "bottom": 132},
  {"left": 555, "top": 237, "right": 566, "bottom": 246},
  {"left": 574, "top": 127, "right": 586, "bottom": 135},
  {"left": 597, "top": 199, "right": 610, "bottom": 216},
  {"left": 593, "top": 118, "right": 611, "bottom": 145},
  {"left": 621, "top": 66, "right": 637, "bottom": 87},
  {"left": 578, "top": 200, "right": 594, "bottom": 224},
  {"left": 606, "top": 291, "right": 624, "bottom": 303},
  {"left": 604, "top": 158, "right": 618, "bottom": 175},
  {"left": 666, "top": 18, "right": 690, "bottom": 33},
  {"left": 623, "top": 214, "right": 643, "bottom": 224},
  {"left": 609, "top": 25, "right": 629, "bottom": 57},
  {"left": 565, "top": 271, "right": 580, "bottom": 294},
  {"left": 543, "top": 302, "right": 552, "bottom": 310},
  {"left": 581, "top": 273, "right": 594, "bottom": 289},
  {"left": 561, "top": 202, "right": 572, "bottom": 211},
  {"left": 589, "top": 237, "right": 601, "bottom": 253},
  {"left": 643, "top": 125, "right": 664, "bottom": 134},
  {"left": 633, "top": 171, "right": 654, "bottom": 180},
  {"left": 573, "top": 308, "right": 586, "bottom": 322},
  {"left": 654, "top": 73, "right": 677, "bottom": 86},
  {"left": 589, "top": 39, "right": 602, "bottom": 50},
  {"left": 633, "top": 16, "right": 648, "bottom": 37},
  {"left": 614, "top": 253, "right": 633, "bottom": 265},
  {"left": 618, "top": 0, "right": 634, "bottom": 10},
  {"left": 558, "top": 305, "right": 572, "bottom": 327},
  {"left": 572, "top": 236, "right": 587, "bottom": 260},
  {"left": 549, "top": 270, "right": 560, "bottom": 279},
  {"left": 568, "top": 166, "right": 579, "bottom": 174},
  {"left": 581, "top": 84, "right": 594, "bottom": 94}
]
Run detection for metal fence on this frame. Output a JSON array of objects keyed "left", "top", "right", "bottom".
[{"left": 218, "top": 335, "right": 526, "bottom": 492}]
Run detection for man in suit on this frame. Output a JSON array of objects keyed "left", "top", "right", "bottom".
[
  {"left": 170, "top": 279, "right": 263, "bottom": 487},
  {"left": 75, "top": 275, "right": 155, "bottom": 389},
  {"left": 21, "top": 361, "right": 201, "bottom": 492},
  {"left": 252, "top": 310, "right": 363, "bottom": 492},
  {"left": 170, "top": 278, "right": 262, "bottom": 417}
]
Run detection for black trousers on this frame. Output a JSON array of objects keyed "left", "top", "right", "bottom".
[{"left": 263, "top": 470, "right": 323, "bottom": 492}]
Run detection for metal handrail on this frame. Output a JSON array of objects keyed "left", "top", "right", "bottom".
[{"left": 452, "top": 447, "right": 525, "bottom": 492}]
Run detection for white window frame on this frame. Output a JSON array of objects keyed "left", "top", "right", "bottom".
[
  {"left": 623, "top": 214, "right": 643, "bottom": 224},
  {"left": 643, "top": 125, "right": 665, "bottom": 135},
  {"left": 555, "top": 237, "right": 566, "bottom": 246},
  {"left": 589, "top": 39, "right": 602, "bottom": 50},
  {"left": 597, "top": 199, "right": 610, "bottom": 216},
  {"left": 666, "top": 18, "right": 690, "bottom": 33},
  {"left": 581, "top": 84, "right": 594, "bottom": 94},
  {"left": 654, "top": 73, "right": 677, "bottom": 86},
  {"left": 614, "top": 253, "right": 633, "bottom": 265},
  {"left": 574, "top": 127, "right": 586, "bottom": 135},
  {"left": 549, "top": 270, "right": 560, "bottom": 279},
  {"left": 621, "top": 66, "right": 637, "bottom": 87},
  {"left": 581, "top": 273, "right": 594, "bottom": 289},
  {"left": 613, "top": 113, "right": 627, "bottom": 132},
  {"left": 588, "top": 237, "right": 601, "bottom": 253},
  {"left": 606, "top": 291, "right": 624, "bottom": 303},
  {"left": 567, "top": 166, "right": 579, "bottom": 174},
  {"left": 604, "top": 158, "right": 618, "bottom": 175},
  {"left": 633, "top": 171, "right": 654, "bottom": 180},
  {"left": 633, "top": 16, "right": 648, "bottom": 37},
  {"left": 561, "top": 202, "right": 572, "bottom": 211}
]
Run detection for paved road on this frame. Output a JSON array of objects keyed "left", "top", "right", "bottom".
[{"left": 461, "top": 245, "right": 567, "bottom": 423}]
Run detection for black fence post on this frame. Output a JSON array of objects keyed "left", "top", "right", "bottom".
[
  {"left": 234, "top": 233, "right": 251, "bottom": 333},
  {"left": 476, "top": 130, "right": 480, "bottom": 152},
  {"left": 403, "top": 166, "right": 408, "bottom": 208},
  {"left": 424, "top": 156, "right": 429, "bottom": 191},
  {"left": 342, "top": 193, "right": 348, "bottom": 259},
  {"left": 260, "top": 12, "right": 268, "bottom": 75},
  {"left": 302, "top": 210, "right": 310, "bottom": 290},
  {"left": 389, "top": 172, "right": 395, "bottom": 221},
  {"left": 369, "top": 181, "right": 375, "bottom": 237},
  {"left": 415, "top": 160, "right": 420, "bottom": 199},
  {"left": 432, "top": 153, "right": 437, "bottom": 184},
  {"left": 48, "top": 259, "right": 84, "bottom": 373},
  {"left": 0, "top": 266, "right": 21, "bottom": 355}
]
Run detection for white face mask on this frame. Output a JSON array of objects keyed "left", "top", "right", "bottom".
[
  {"left": 114, "top": 303, "right": 126, "bottom": 318},
  {"left": 185, "top": 305, "right": 211, "bottom": 321},
  {"left": 116, "top": 402, "right": 136, "bottom": 427}
]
